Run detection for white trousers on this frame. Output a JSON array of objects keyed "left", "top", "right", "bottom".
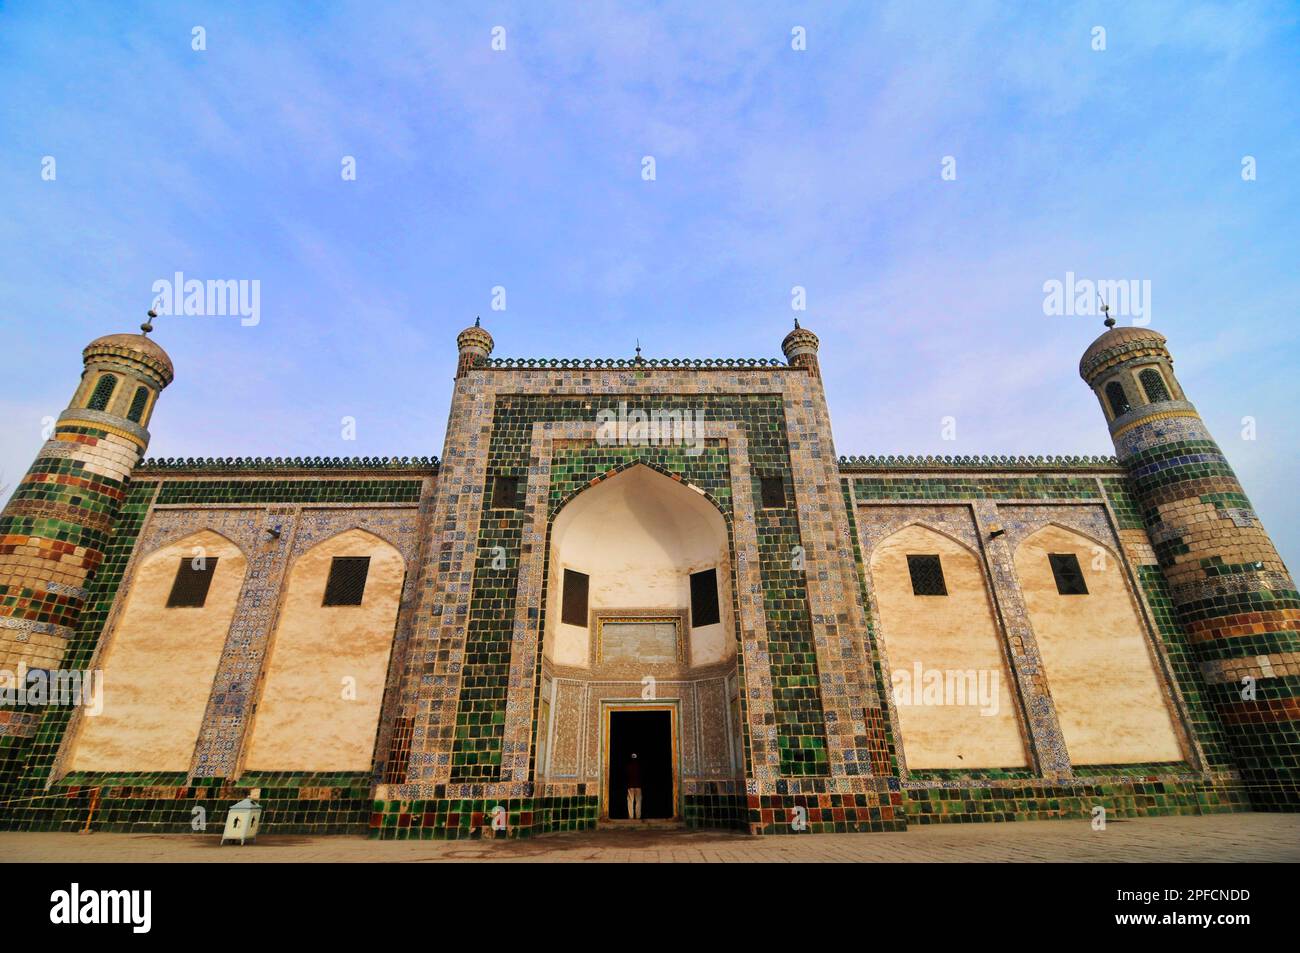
[{"left": 626, "top": 787, "right": 642, "bottom": 819}]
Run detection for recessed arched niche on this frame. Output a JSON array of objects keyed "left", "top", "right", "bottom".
[
  {"left": 70, "top": 529, "right": 247, "bottom": 772},
  {"left": 244, "top": 528, "right": 406, "bottom": 773},
  {"left": 1014, "top": 524, "right": 1183, "bottom": 766},
  {"left": 545, "top": 464, "right": 734, "bottom": 670},
  {"left": 539, "top": 464, "right": 741, "bottom": 820},
  {"left": 869, "top": 523, "right": 1028, "bottom": 771}
]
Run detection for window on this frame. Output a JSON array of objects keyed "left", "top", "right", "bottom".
[
  {"left": 690, "top": 568, "right": 720, "bottom": 627},
  {"left": 491, "top": 473, "right": 521, "bottom": 509},
  {"left": 1104, "top": 380, "right": 1130, "bottom": 417},
  {"left": 561, "top": 569, "right": 589, "bottom": 627},
  {"left": 907, "top": 554, "right": 947, "bottom": 596},
  {"left": 1048, "top": 553, "right": 1089, "bottom": 595},
  {"left": 1139, "top": 368, "right": 1170, "bottom": 403},
  {"left": 126, "top": 385, "right": 150, "bottom": 423},
  {"left": 323, "top": 556, "right": 371, "bottom": 606},
  {"left": 760, "top": 475, "right": 786, "bottom": 508},
  {"left": 87, "top": 374, "right": 117, "bottom": 412},
  {"left": 166, "top": 557, "right": 219, "bottom": 608}
]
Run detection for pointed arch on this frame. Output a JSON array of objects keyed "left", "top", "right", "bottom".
[
  {"left": 868, "top": 523, "right": 1028, "bottom": 770},
  {"left": 1013, "top": 523, "right": 1183, "bottom": 765},
  {"left": 142, "top": 525, "right": 248, "bottom": 563},
  {"left": 1018, "top": 521, "right": 1118, "bottom": 564},
  {"left": 550, "top": 459, "right": 729, "bottom": 523},
  {"left": 871, "top": 519, "right": 981, "bottom": 560},
  {"left": 547, "top": 463, "right": 734, "bottom": 669},
  {"left": 243, "top": 527, "right": 406, "bottom": 772}
]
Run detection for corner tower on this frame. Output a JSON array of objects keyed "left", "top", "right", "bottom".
[
  {"left": 0, "top": 320, "right": 173, "bottom": 672},
  {"left": 1080, "top": 318, "right": 1299, "bottom": 810},
  {"left": 456, "top": 317, "right": 494, "bottom": 378},
  {"left": 781, "top": 319, "right": 821, "bottom": 377}
]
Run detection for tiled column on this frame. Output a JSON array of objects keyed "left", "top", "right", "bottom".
[
  {"left": 972, "top": 501, "right": 1071, "bottom": 778},
  {"left": 0, "top": 333, "right": 171, "bottom": 705},
  {"left": 1082, "top": 324, "right": 1300, "bottom": 810}
]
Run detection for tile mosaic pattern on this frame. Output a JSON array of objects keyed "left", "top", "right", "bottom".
[
  {"left": 838, "top": 463, "right": 1253, "bottom": 824},
  {"left": 1105, "top": 368, "right": 1299, "bottom": 810},
  {"left": 381, "top": 356, "right": 899, "bottom": 836},
  {"left": 6, "top": 328, "right": 1292, "bottom": 839},
  {"left": 0, "top": 479, "right": 157, "bottom": 826},
  {"left": 0, "top": 470, "right": 433, "bottom": 834},
  {"left": 0, "top": 422, "right": 141, "bottom": 675},
  {"left": 442, "top": 399, "right": 828, "bottom": 783}
]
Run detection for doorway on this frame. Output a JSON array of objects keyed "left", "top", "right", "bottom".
[{"left": 605, "top": 707, "right": 676, "bottom": 820}]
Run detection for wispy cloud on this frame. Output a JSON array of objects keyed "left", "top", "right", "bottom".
[{"left": 0, "top": 0, "right": 1296, "bottom": 560}]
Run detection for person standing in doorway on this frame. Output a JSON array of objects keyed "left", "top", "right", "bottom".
[{"left": 626, "top": 752, "right": 642, "bottom": 820}]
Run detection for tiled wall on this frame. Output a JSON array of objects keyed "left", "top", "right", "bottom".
[
  {"left": 0, "top": 468, "right": 435, "bottom": 835},
  {"left": 0, "top": 435, "right": 1266, "bottom": 836},
  {"left": 841, "top": 464, "right": 1251, "bottom": 824}
]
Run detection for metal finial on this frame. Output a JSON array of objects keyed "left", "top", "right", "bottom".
[
  {"left": 1100, "top": 298, "right": 1115, "bottom": 329},
  {"left": 794, "top": 318, "right": 801, "bottom": 329},
  {"left": 635, "top": 338, "right": 643, "bottom": 363},
  {"left": 474, "top": 315, "right": 481, "bottom": 328},
  {"left": 141, "top": 301, "right": 160, "bottom": 335}
]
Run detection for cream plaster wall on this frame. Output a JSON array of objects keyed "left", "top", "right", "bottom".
[
  {"left": 870, "top": 525, "right": 1027, "bottom": 770},
  {"left": 1015, "top": 525, "right": 1183, "bottom": 765},
  {"left": 70, "top": 530, "right": 247, "bottom": 772},
  {"left": 546, "top": 466, "right": 732, "bottom": 668},
  {"left": 243, "top": 529, "right": 405, "bottom": 772}
]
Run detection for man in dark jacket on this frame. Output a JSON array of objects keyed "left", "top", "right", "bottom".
[{"left": 625, "top": 752, "right": 642, "bottom": 819}]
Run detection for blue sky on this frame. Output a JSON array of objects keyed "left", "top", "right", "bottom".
[{"left": 1, "top": 1, "right": 1297, "bottom": 564}]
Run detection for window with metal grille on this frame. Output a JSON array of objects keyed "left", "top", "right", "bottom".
[
  {"left": 126, "top": 385, "right": 150, "bottom": 423},
  {"left": 907, "top": 554, "right": 947, "bottom": 596},
  {"left": 87, "top": 374, "right": 117, "bottom": 412},
  {"left": 1048, "top": 553, "right": 1089, "bottom": 595},
  {"left": 166, "top": 556, "right": 219, "bottom": 608},
  {"left": 760, "top": 475, "right": 786, "bottom": 508},
  {"left": 1139, "top": 368, "right": 1170, "bottom": 403},
  {"left": 1104, "top": 380, "right": 1130, "bottom": 417},
  {"left": 491, "top": 473, "right": 521, "bottom": 509},
  {"left": 323, "top": 556, "right": 371, "bottom": 606},
  {"left": 690, "top": 568, "right": 720, "bottom": 627},
  {"left": 561, "top": 569, "right": 589, "bottom": 627}
]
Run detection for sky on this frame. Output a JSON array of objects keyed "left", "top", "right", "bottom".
[{"left": 1, "top": 1, "right": 1297, "bottom": 565}]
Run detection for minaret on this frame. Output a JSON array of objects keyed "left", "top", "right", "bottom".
[
  {"left": 0, "top": 316, "right": 173, "bottom": 673},
  {"left": 781, "top": 318, "right": 821, "bottom": 376},
  {"left": 1080, "top": 315, "right": 1298, "bottom": 810},
  {"left": 455, "top": 316, "right": 493, "bottom": 378}
]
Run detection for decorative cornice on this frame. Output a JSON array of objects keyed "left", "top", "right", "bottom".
[
  {"left": 1110, "top": 408, "right": 1201, "bottom": 440},
  {"left": 138, "top": 455, "right": 440, "bottom": 473},
  {"left": 482, "top": 357, "right": 789, "bottom": 369},
  {"left": 56, "top": 409, "right": 150, "bottom": 449},
  {"left": 1080, "top": 338, "right": 1170, "bottom": 383},
  {"left": 837, "top": 453, "right": 1122, "bottom": 472}
]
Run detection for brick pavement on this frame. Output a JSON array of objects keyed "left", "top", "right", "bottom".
[{"left": 3, "top": 813, "right": 1297, "bottom": 862}]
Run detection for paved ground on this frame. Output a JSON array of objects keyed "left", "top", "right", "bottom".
[{"left": 4, "top": 812, "right": 1298, "bottom": 862}]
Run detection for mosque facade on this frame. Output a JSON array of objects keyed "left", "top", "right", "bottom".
[{"left": 0, "top": 316, "right": 1295, "bottom": 838}]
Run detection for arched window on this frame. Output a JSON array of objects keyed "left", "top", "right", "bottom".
[
  {"left": 87, "top": 374, "right": 117, "bottom": 411},
  {"left": 1104, "top": 381, "right": 1130, "bottom": 417},
  {"left": 1139, "top": 368, "right": 1170, "bottom": 403},
  {"left": 126, "top": 385, "right": 150, "bottom": 423}
]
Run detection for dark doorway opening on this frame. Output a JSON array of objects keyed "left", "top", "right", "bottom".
[{"left": 607, "top": 709, "right": 674, "bottom": 820}]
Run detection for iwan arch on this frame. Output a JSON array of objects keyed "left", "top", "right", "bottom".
[{"left": 0, "top": 314, "right": 1296, "bottom": 838}]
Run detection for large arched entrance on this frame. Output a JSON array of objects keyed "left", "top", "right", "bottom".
[{"left": 536, "top": 464, "right": 742, "bottom": 823}]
